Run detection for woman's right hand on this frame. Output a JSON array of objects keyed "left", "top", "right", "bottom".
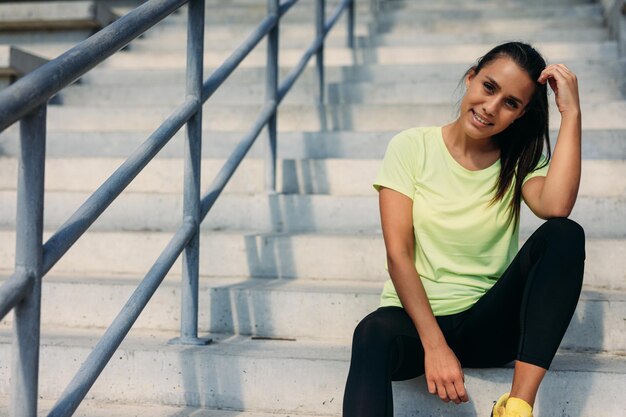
[
  {"left": 424, "top": 344, "right": 469, "bottom": 404},
  {"left": 379, "top": 187, "right": 469, "bottom": 404}
]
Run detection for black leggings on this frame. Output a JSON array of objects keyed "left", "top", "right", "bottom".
[{"left": 343, "top": 218, "right": 586, "bottom": 417}]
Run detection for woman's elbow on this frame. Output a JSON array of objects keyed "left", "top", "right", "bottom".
[{"left": 543, "top": 203, "right": 574, "bottom": 219}]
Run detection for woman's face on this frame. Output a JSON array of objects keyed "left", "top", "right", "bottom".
[{"left": 461, "top": 56, "right": 535, "bottom": 140}]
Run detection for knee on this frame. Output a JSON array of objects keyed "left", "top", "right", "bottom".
[
  {"left": 351, "top": 312, "right": 395, "bottom": 349},
  {"left": 544, "top": 217, "right": 585, "bottom": 240},
  {"left": 542, "top": 217, "right": 586, "bottom": 257}
]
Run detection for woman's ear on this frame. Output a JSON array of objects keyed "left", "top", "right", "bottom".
[{"left": 465, "top": 67, "right": 477, "bottom": 88}]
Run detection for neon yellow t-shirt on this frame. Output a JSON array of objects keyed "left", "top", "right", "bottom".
[{"left": 373, "top": 126, "right": 549, "bottom": 316}]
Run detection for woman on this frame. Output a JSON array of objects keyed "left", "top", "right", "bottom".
[{"left": 342, "top": 42, "right": 585, "bottom": 417}]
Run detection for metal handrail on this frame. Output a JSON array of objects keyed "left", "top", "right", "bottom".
[
  {"left": 41, "top": 96, "right": 199, "bottom": 276},
  {"left": 0, "top": 0, "right": 355, "bottom": 415},
  {"left": 0, "top": 0, "right": 188, "bottom": 132}
]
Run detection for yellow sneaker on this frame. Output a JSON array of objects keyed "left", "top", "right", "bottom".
[
  {"left": 505, "top": 397, "right": 533, "bottom": 417},
  {"left": 490, "top": 392, "right": 509, "bottom": 417}
]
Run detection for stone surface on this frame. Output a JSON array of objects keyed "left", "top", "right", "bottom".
[
  {"left": 0, "top": 0, "right": 624, "bottom": 415},
  {"left": 2, "top": 129, "right": 626, "bottom": 159},
  {"left": 1, "top": 157, "right": 625, "bottom": 196},
  {"left": 53, "top": 76, "right": 625, "bottom": 105},
  {"left": 97, "top": 42, "right": 618, "bottom": 69},
  {"left": 0, "top": 190, "right": 624, "bottom": 236},
  {"left": 0, "top": 276, "right": 623, "bottom": 351},
  {"left": 0, "top": 399, "right": 324, "bottom": 417},
  {"left": 30, "top": 101, "right": 626, "bottom": 132},
  {"left": 0, "top": 328, "right": 623, "bottom": 416},
  {"left": 0, "top": 1, "right": 117, "bottom": 30},
  {"left": 0, "top": 231, "right": 624, "bottom": 289},
  {"left": 0, "top": 45, "right": 47, "bottom": 74}
]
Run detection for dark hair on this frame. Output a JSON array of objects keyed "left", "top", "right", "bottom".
[{"left": 464, "top": 41, "right": 551, "bottom": 227}]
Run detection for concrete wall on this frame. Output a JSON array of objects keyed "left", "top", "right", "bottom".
[{"left": 600, "top": 0, "right": 626, "bottom": 55}]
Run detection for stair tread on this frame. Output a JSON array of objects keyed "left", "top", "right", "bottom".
[
  {"left": 6, "top": 273, "right": 624, "bottom": 299},
  {"left": 0, "top": 157, "right": 624, "bottom": 197},
  {"left": 1, "top": 325, "right": 624, "bottom": 371},
  {"left": 1, "top": 0, "right": 625, "bottom": 413},
  {"left": 0, "top": 398, "right": 324, "bottom": 417}
]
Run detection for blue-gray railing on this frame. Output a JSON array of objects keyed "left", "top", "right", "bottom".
[{"left": 0, "top": 0, "right": 355, "bottom": 415}]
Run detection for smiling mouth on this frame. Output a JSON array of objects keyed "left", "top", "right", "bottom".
[{"left": 472, "top": 110, "right": 494, "bottom": 126}]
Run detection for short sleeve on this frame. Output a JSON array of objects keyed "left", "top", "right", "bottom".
[
  {"left": 373, "top": 130, "right": 420, "bottom": 200},
  {"left": 522, "top": 154, "right": 550, "bottom": 186}
]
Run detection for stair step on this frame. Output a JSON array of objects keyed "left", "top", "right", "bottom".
[
  {"left": 149, "top": 17, "right": 363, "bottom": 37},
  {"left": 141, "top": 30, "right": 615, "bottom": 51},
  {"left": 0, "top": 399, "right": 314, "bottom": 417},
  {"left": 374, "top": 16, "right": 605, "bottom": 34},
  {"left": 151, "top": 10, "right": 603, "bottom": 31},
  {"left": 0, "top": 0, "right": 117, "bottom": 31},
  {"left": 167, "top": 1, "right": 602, "bottom": 28},
  {"left": 135, "top": 28, "right": 610, "bottom": 51},
  {"left": 371, "top": 28, "right": 610, "bottom": 46},
  {"left": 54, "top": 76, "right": 624, "bottom": 106},
  {"left": 77, "top": 60, "right": 626, "bottom": 86},
  {"left": 1, "top": 158, "right": 624, "bottom": 197},
  {"left": 0, "top": 45, "right": 48, "bottom": 80},
  {"left": 152, "top": 4, "right": 374, "bottom": 25},
  {"left": 145, "top": 2, "right": 603, "bottom": 42},
  {"left": 2, "top": 129, "right": 624, "bottom": 160},
  {"left": 371, "top": 3, "right": 603, "bottom": 21},
  {"left": 206, "top": 0, "right": 592, "bottom": 6},
  {"left": 2, "top": 43, "right": 115, "bottom": 61},
  {"left": 99, "top": 42, "right": 618, "bottom": 69},
  {"left": 0, "top": 0, "right": 623, "bottom": 414},
  {"left": 377, "top": 1, "right": 600, "bottom": 12},
  {"left": 0, "top": 327, "right": 623, "bottom": 416},
  {"left": 0, "top": 231, "right": 623, "bottom": 289},
  {"left": 0, "top": 275, "right": 621, "bottom": 352},
  {"left": 0, "top": 30, "right": 92, "bottom": 45},
  {"left": 29, "top": 101, "right": 626, "bottom": 132},
  {"left": 0, "top": 191, "right": 623, "bottom": 235}
]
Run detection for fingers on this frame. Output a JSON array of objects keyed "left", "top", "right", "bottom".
[
  {"left": 436, "top": 382, "right": 450, "bottom": 403},
  {"left": 428, "top": 374, "right": 469, "bottom": 404},
  {"left": 537, "top": 63, "right": 580, "bottom": 114},
  {"left": 427, "top": 378, "right": 437, "bottom": 395},
  {"left": 455, "top": 379, "right": 470, "bottom": 403},
  {"left": 444, "top": 381, "right": 460, "bottom": 403},
  {"left": 424, "top": 347, "right": 469, "bottom": 405},
  {"left": 444, "top": 378, "right": 469, "bottom": 404},
  {"left": 538, "top": 64, "right": 578, "bottom": 88}
]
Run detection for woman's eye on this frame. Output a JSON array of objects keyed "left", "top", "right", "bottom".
[
  {"left": 483, "top": 82, "right": 495, "bottom": 92},
  {"left": 506, "top": 99, "right": 519, "bottom": 109}
]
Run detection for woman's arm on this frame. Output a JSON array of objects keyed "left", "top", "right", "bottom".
[
  {"left": 523, "top": 64, "right": 581, "bottom": 218},
  {"left": 379, "top": 187, "right": 469, "bottom": 404}
]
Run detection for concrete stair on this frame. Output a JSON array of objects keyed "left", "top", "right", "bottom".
[
  {"left": 0, "top": 191, "right": 625, "bottom": 236},
  {"left": 0, "top": 274, "right": 623, "bottom": 352},
  {"left": 0, "top": 328, "right": 624, "bottom": 416},
  {"left": 3, "top": 101, "right": 626, "bottom": 132},
  {"left": 2, "top": 158, "right": 625, "bottom": 196},
  {"left": 51, "top": 60, "right": 626, "bottom": 86},
  {"left": 2, "top": 129, "right": 626, "bottom": 159},
  {"left": 0, "top": 0, "right": 625, "bottom": 416},
  {"left": 80, "top": 42, "right": 620, "bottom": 68}
]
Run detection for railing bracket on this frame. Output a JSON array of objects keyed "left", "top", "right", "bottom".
[{"left": 168, "top": 336, "right": 213, "bottom": 346}]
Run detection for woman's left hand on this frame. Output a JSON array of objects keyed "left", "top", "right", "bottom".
[{"left": 537, "top": 64, "right": 580, "bottom": 116}]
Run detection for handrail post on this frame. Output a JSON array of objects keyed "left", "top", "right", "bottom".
[
  {"left": 266, "top": 0, "right": 279, "bottom": 193},
  {"left": 174, "top": 0, "right": 210, "bottom": 346},
  {"left": 347, "top": 0, "right": 355, "bottom": 48},
  {"left": 11, "top": 104, "right": 46, "bottom": 417},
  {"left": 316, "top": 0, "right": 326, "bottom": 103}
]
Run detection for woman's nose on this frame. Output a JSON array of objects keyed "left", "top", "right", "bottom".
[{"left": 483, "top": 99, "right": 498, "bottom": 116}]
